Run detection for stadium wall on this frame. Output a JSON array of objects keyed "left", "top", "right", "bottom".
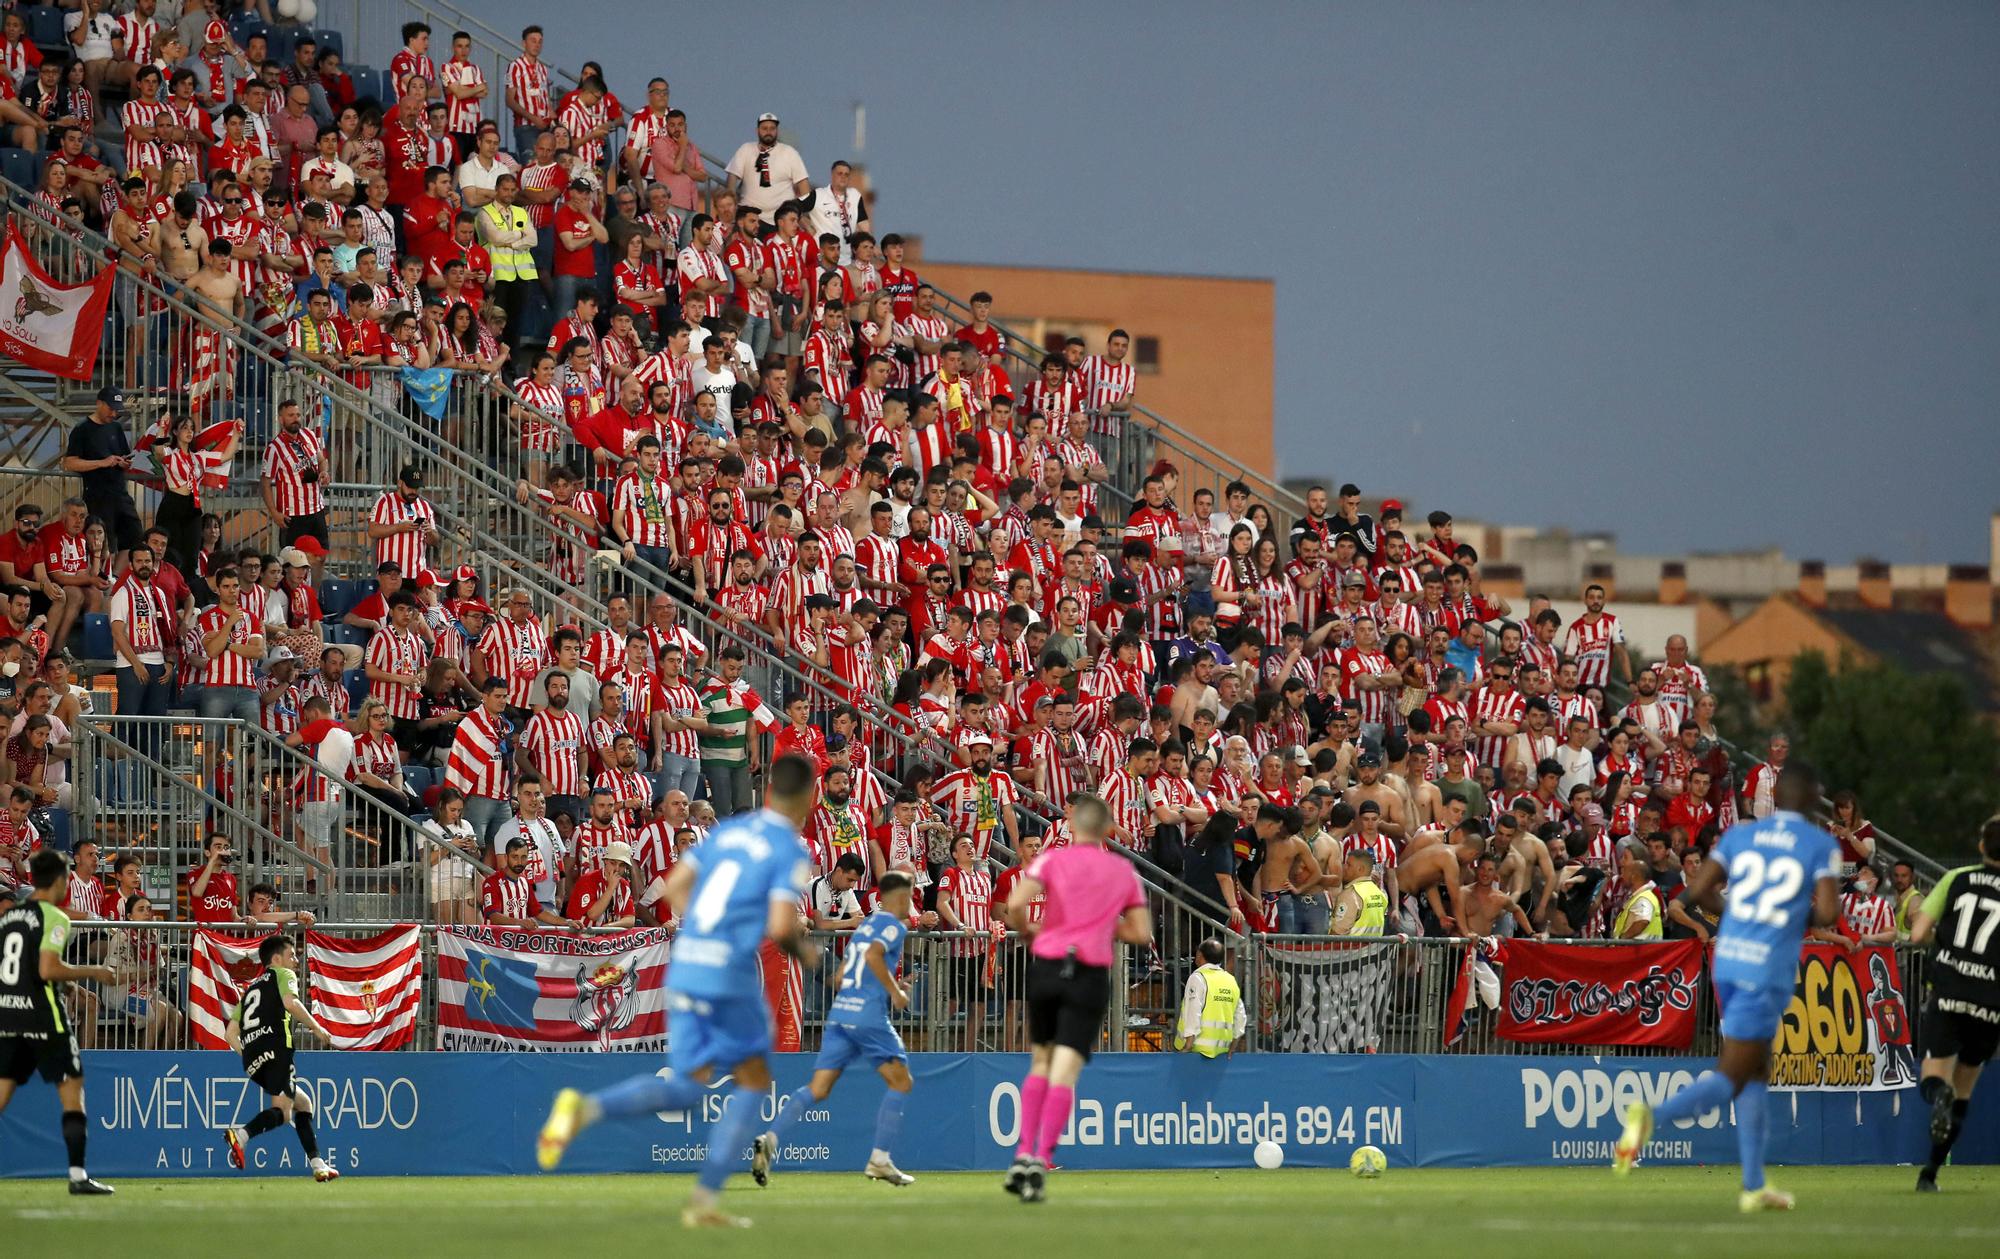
[{"left": 1, "top": 1052, "right": 1989, "bottom": 1178}]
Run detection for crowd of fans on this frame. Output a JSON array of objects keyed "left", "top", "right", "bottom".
[{"left": 0, "top": 3, "right": 1927, "bottom": 1017}]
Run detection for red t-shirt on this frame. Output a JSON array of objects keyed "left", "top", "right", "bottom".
[
  {"left": 381, "top": 118, "right": 430, "bottom": 204},
  {"left": 552, "top": 205, "right": 597, "bottom": 277},
  {"left": 185, "top": 865, "right": 239, "bottom": 923},
  {"left": 0, "top": 528, "right": 39, "bottom": 579}
]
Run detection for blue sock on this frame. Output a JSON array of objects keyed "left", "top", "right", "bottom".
[
  {"left": 1652, "top": 1069, "right": 1735, "bottom": 1126},
  {"left": 871, "top": 1090, "right": 907, "bottom": 1159},
  {"left": 699, "top": 1086, "right": 765, "bottom": 1193},
  {"left": 766, "top": 1086, "right": 817, "bottom": 1143},
  {"left": 590, "top": 1070, "right": 704, "bottom": 1120},
  {"left": 1736, "top": 1081, "right": 1769, "bottom": 1191}
]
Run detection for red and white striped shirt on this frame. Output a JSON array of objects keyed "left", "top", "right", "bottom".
[
  {"left": 352, "top": 731, "right": 400, "bottom": 785},
  {"left": 389, "top": 49, "right": 438, "bottom": 97},
  {"left": 122, "top": 97, "right": 167, "bottom": 174},
  {"left": 595, "top": 768, "right": 652, "bottom": 830},
  {"left": 301, "top": 672, "right": 352, "bottom": 724},
  {"left": 370, "top": 489, "right": 438, "bottom": 577},
  {"left": 1032, "top": 726, "right": 1093, "bottom": 802},
  {"left": 1563, "top": 612, "right": 1625, "bottom": 689},
  {"left": 803, "top": 329, "right": 849, "bottom": 410},
  {"left": 507, "top": 55, "right": 551, "bottom": 126},
  {"left": 448, "top": 711, "right": 512, "bottom": 799},
  {"left": 440, "top": 58, "right": 484, "bottom": 134},
  {"left": 654, "top": 676, "right": 702, "bottom": 761},
  {"left": 1840, "top": 891, "right": 1894, "bottom": 939},
  {"left": 196, "top": 604, "right": 262, "bottom": 688},
  {"left": 1251, "top": 574, "right": 1295, "bottom": 646},
  {"left": 1337, "top": 647, "right": 1393, "bottom": 727},
  {"left": 262, "top": 423, "right": 328, "bottom": 518},
  {"left": 676, "top": 245, "right": 729, "bottom": 318},
  {"left": 612, "top": 470, "right": 677, "bottom": 549},
  {"left": 480, "top": 616, "right": 550, "bottom": 710},
  {"left": 520, "top": 707, "right": 585, "bottom": 798},
  {"left": 1470, "top": 686, "right": 1526, "bottom": 769},
  {"left": 930, "top": 769, "right": 1017, "bottom": 862},
  {"left": 1100, "top": 768, "right": 1151, "bottom": 853},
  {"left": 934, "top": 863, "right": 994, "bottom": 954},
  {"left": 571, "top": 820, "right": 630, "bottom": 873},
  {"left": 1076, "top": 354, "right": 1136, "bottom": 426},
  {"left": 366, "top": 625, "right": 429, "bottom": 719},
  {"left": 557, "top": 94, "right": 610, "bottom": 169}
]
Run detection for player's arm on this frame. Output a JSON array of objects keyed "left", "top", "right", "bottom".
[
  {"left": 865, "top": 940, "right": 908, "bottom": 1009},
  {"left": 1907, "top": 871, "right": 1956, "bottom": 947},
  {"left": 1810, "top": 876, "right": 1840, "bottom": 930},
  {"left": 39, "top": 938, "right": 114, "bottom": 986},
  {"left": 225, "top": 1004, "right": 243, "bottom": 1051},
  {"left": 1115, "top": 902, "right": 1155, "bottom": 947},
  {"left": 281, "top": 976, "right": 336, "bottom": 1044},
  {"left": 1003, "top": 873, "right": 1044, "bottom": 935}
]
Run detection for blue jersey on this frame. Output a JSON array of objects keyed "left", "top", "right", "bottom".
[
  {"left": 1711, "top": 809, "right": 1842, "bottom": 990},
  {"left": 667, "top": 808, "right": 812, "bottom": 1000},
  {"left": 829, "top": 911, "right": 906, "bottom": 1029}
]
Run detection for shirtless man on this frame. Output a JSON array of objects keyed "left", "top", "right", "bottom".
[
  {"left": 1491, "top": 811, "right": 1556, "bottom": 929},
  {"left": 1400, "top": 819, "right": 1483, "bottom": 937},
  {"left": 1462, "top": 852, "right": 1534, "bottom": 939},
  {"left": 157, "top": 192, "right": 210, "bottom": 283},
  {"left": 185, "top": 239, "right": 244, "bottom": 322},
  {"left": 1252, "top": 802, "right": 1337, "bottom": 935},
  {"left": 1309, "top": 800, "right": 1353, "bottom": 895},
  {"left": 1378, "top": 736, "right": 1437, "bottom": 830},
  {"left": 1405, "top": 796, "right": 1470, "bottom": 859}
]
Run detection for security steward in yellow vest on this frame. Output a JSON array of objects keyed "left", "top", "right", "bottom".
[
  {"left": 1331, "top": 848, "right": 1390, "bottom": 936},
  {"left": 1614, "top": 839, "right": 1665, "bottom": 940},
  {"left": 476, "top": 173, "right": 538, "bottom": 340},
  {"left": 1174, "top": 939, "right": 1246, "bottom": 1057}
]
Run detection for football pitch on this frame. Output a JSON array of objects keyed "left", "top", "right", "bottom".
[{"left": 4, "top": 1166, "right": 1995, "bottom": 1259}]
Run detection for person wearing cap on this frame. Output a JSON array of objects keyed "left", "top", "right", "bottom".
[
  {"left": 725, "top": 113, "right": 810, "bottom": 222},
  {"left": 259, "top": 645, "right": 302, "bottom": 736},
  {"left": 566, "top": 838, "right": 638, "bottom": 929},
  {"left": 61, "top": 388, "right": 140, "bottom": 552}
]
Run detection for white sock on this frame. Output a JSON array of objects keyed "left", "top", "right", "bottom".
[
  {"left": 69, "top": 1167, "right": 86, "bottom": 1183},
  {"left": 870, "top": 1148, "right": 890, "bottom": 1164}
]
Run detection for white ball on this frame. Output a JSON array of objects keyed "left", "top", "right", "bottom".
[
  {"left": 1252, "top": 1140, "right": 1283, "bottom": 1170},
  {"left": 1349, "top": 1144, "right": 1387, "bottom": 1178},
  {"left": 276, "top": 0, "right": 300, "bottom": 19},
  {"left": 296, "top": 0, "right": 318, "bottom": 22}
]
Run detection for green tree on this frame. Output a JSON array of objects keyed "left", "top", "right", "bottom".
[{"left": 1780, "top": 649, "right": 2000, "bottom": 860}]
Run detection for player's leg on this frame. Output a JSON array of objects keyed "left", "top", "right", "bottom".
[
  {"left": 1007, "top": 959, "right": 1062, "bottom": 1195},
  {"left": 224, "top": 1082, "right": 290, "bottom": 1169},
  {"left": 684, "top": 1053, "right": 770, "bottom": 1227},
  {"left": 863, "top": 1057, "right": 915, "bottom": 1186},
  {"left": 1714, "top": 1037, "right": 1786, "bottom": 1209},
  {"left": 1918, "top": 1014, "right": 1991, "bottom": 1190},
  {"left": 1618, "top": 982, "right": 1764, "bottom": 1177},
  {"left": 757, "top": 1062, "right": 842, "bottom": 1185},
  {"left": 55, "top": 1067, "right": 113, "bottom": 1194},
  {"left": 542, "top": 1000, "right": 713, "bottom": 1170}
]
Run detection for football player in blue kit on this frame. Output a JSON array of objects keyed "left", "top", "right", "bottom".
[
  {"left": 537, "top": 754, "right": 822, "bottom": 1229},
  {"left": 752, "top": 869, "right": 920, "bottom": 1188},
  {"left": 1613, "top": 762, "right": 1841, "bottom": 1212}
]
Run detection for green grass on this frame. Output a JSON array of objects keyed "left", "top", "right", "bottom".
[{"left": 4, "top": 1167, "right": 1996, "bottom": 1259}]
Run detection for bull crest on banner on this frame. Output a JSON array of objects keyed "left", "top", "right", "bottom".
[{"left": 572, "top": 958, "right": 640, "bottom": 1050}]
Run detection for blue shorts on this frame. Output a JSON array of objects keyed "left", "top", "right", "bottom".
[
  {"left": 1717, "top": 979, "right": 1793, "bottom": 1043},
  {"left": 816, "top": 1020, "right": 906, "bottom": 1073},
  {"left": 666, "top": 990, "right": 772, "bottom": 1075}
]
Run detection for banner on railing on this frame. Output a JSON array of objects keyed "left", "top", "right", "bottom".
[
  {"left": 1770, "top": 943, "right": 1914, "bottom": 1092},
  {"left": 186, "top": 930, "right": 271, "bottom": 1050},
  {"left": 307, "top": 927, "right": 422, "bottom": 1051},
  {"left": 1490, "top": 939, "right": 1704, "bottom": 1048},
  {"left": 434, "top": 925, "right": 669, "bottom": 1052},
  {"left": 0, "top": 223, "right": 113, "bottom": 379},
  {"left": 1256, "top": 940, "right": 1396, "bottom": 1052}
]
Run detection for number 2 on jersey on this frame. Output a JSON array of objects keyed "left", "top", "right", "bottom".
[{"left": 1727, "top": 850, "right": 1804, "bottom": 926}]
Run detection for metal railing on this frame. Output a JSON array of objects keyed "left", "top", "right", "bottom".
[
  {"left": 35, "top": 919, "right": 1935, "bottom": 1060},
  {"left": 74, "top": 715, "right": 488, "bottom": 925}
]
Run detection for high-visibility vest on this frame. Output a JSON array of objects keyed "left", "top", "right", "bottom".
[
  {"left": 1349, "top": 877, "right": 1388, "bottom": 935},
  {"left": 1616, "top": 883, "right": 1664, "bottom": 940},
  {"left": 1189, "top": 965, "right": 1240, "bottom": 1058},
  {"left": 482, "top": 203, "right": 536, "bottom": 281}
]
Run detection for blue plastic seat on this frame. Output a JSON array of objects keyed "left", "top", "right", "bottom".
[
  {"left": 27, "top": 7, "right": 65, "bottom": 50},
  {"left": 348, "top": 66, "right": 383, "bottom": 108},
  {"left": 342, "top": 668, "right": 367, "bottom": 708},
  {"left": 314, "top": 29, "right": 344, "bottom": 60},
  {"left": 317, "top": 578, "right": 355, "bottom": 618},
  {"left": 0, "top": 148, "right": 40, "bottom": 192},
  {"left": 81, "top": 613, "right": 114, "bottom": 662}
]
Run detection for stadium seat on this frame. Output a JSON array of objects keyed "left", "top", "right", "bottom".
[
  {"left": 81, "top": 613, "right": 114, "bottom": 662},
  {"left": 0, "top": 148, "right": 39, "bottom": 191},
  {"left": 317, "top": 578, "right": 355, "bottom": 617},
  {"left": 354, "top": 578, "right": 378, "bottom": 605},
  {"left": 327, "top": 623, "right": 368, "bottom": 649},
  {"left": 342, "top": 668, "right": 367, "bottom": 709},
  {"left": 315, "top": 29, "right": 344, "bottom": 60},
  {"left": 348, "top": 66, "right": 383, "bottom": 108},
  {"left": 268, "top": 27, "right": 297, "bottom": 64},
  {"left": 27, "top": 6, "right": 65, "bottom": 50}
]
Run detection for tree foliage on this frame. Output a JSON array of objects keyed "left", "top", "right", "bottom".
[{"left": 1781, "top": 650, "right": 2000, "bottom": 860}]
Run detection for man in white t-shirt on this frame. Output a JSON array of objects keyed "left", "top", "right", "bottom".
[
  {"left": 724, "top": 113, "right": 810, "bottom": 220},
  {"left": 686, "top": 336, "right": 738, "bottom": 415}
]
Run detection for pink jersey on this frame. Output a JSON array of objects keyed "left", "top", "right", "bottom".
[{"left": 1025, "top": 843, "right": 1145, "bottom": 968}]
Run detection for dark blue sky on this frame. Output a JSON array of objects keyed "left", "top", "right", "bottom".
[{"left": 472, "top": 0, "right": 2000, "bottom": 563}]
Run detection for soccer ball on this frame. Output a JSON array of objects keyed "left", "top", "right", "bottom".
[
  {"left": 1349, "top": 1145, "right": 1387, "bottom": 1178},
  {"left": 1252, "top": 1140, "right": 1283, "bottom": 1170}
]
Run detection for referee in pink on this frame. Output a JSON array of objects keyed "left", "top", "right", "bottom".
[{"left": 1000, "top": 795, "right": 1153, "bottom": 1204}]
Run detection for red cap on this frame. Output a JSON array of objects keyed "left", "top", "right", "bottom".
[
  {"left": 1379, "top": 498, "right": 1404, "bottom": 515},
  {"left": 292, "top": 535, "right": 329, "bottom": 556},
  {"left": 415, "top": 569, "right": 441, "bottom": 589},
  {"left": 457, "top": 598, "right": 495, "bottom": 616},
  {"left": 452, "top": 564, "right": 478, "bottom": 585},
  {"left": 204, "top": 19, "right": 228, "bottom": 46}
]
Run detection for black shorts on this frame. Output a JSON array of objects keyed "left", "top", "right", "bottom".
[
  {"left": 1923, "top": 998, "right": 2000, "bottom": 1068},
  {"left": 281, "top": 512, "right": 330, "bottom": 548},
  {"left": 245, "top": 1047, "right": 299, "bottom": 1099},
  {"left": 0, "top": 1030, "right": 82, "bottom": 1086},
  {"left": 1026, "top": 957, "right": 1112, "bottom": 1060},
  {"left": 944, "top": 954, "right": 987, "bottom": 1004}
]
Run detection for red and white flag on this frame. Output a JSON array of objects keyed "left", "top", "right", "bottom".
[
  {"left": 306, "top": 926, "right": 422, "bottom": 1051},
  {"left": 187, "top": 929, "right": 273, "bottom": 1050},
  {"left": 0, "top": 224, "right": 113, "bottom": 380}
]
